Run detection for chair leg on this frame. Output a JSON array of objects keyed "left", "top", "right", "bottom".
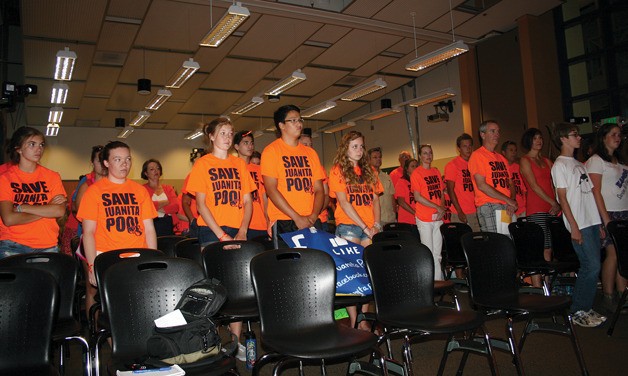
[
  {"left": 564, "top": 312, "right": 589, "bottom": 376},
  {"left": 517, "top": 318, "right": 533, "bottom": 353},
  {"left": 506, "top": 317, "right": 525, "bottom": 376},
  {"left": 59, "top": 342, "right": 65, "bottom": 375},
  {"left": 482, "top": 325, "right": 499, "bottom": 376},
  {"left": 401, "top": 336, "right": 414, "bottom": 376},
  {"left": 436, "top": 335, "right": 453, "bottom": 376},
  {"left": 252, "top": 353, "right": 283, "bottom": 376},
  {"left": 607, "top": 288, "right": 627, "bottom": 336}
]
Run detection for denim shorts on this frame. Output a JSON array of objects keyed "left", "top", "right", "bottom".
[
  {"left": 0, "top": 240, "right": 59, "bottom": 260},
  {"left": 335, "top": 224, "right": 369, "bottom": 241}
]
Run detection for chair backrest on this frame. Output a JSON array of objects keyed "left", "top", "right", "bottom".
[
  {"left": 547, "top": 216, "right": 577, "bottom": 262},
  {"left": 439, "top": 222, "right": 472, "bottom": 264},
  {"left": 383, "top": 222, "right": 416, "bottom": 233},
  {"left": 608, "top": 220, "right": 628, "bottom": 279},
  {"left": 157, "top": 235, "right": 187, "bottom": 257},
  {"left": 174, "top": 237, "right": 202, "bottom": 265},
  {"left": 508, "top": 221, "right": 546, "bottom": 266},
  {"left": 102, "top": 258, "right": 205, "bottom": 359},
  {"left": 251, "top": 248, "right": 336, "bottom": 335},
  {"left": 0, "top": 267, "right": 58, "bottom": 373},
  {"left": 94, "top": 248, "right": 165, "bottom": 311},
  {"left": 250, "top": 234, "right": 274, "bottom": 251},
  {"left": 202, "top": 240, "right": 265, "bottom": 304},
  {"left": 372, "top": 230, "right": 418, "bottom": 243},
  {"left": 0, "top": 252, "right": 78, "bottom": 321},
  {"left": 461, "top": 232, "right": 519, "bottom": 306},
  {"left": 364, "top": 240, "right": 434, "bottom": 320}
]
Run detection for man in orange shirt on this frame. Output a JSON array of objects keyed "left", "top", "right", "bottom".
[
  {"left": 501, "top": 140, "right": 527, "bottom": 217},
  {"left": 468, "top": 120, "right": 517, "bottom": 232},
  {"left": 444, "top": 133, "right": 480, "bottom": 231},
  {"left": 389, "top": 150, "right": 412, "bottom": 187},
  {"left": 261, "top": 105, "right": 325, "bottom": 248}
]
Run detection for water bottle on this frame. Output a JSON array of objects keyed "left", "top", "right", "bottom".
[{"left": 245, "top": 330, "right": 257, "bottom": 370}]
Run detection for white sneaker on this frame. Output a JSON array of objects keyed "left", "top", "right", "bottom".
[
  {"left": 236, "top": 343, "right": 246, "bottom": 362},
  {"left": 572, "top": 310, "right": 603, "bottom": 327},
  {"left": 587, "top": 309, "right": 607, "bottom": 323}
]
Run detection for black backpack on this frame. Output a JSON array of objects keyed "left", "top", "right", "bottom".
[{"left": 146, "top": 278, "right": 233, "bottom": 365}]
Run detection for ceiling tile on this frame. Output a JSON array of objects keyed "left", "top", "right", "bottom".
[
  {"left": 21, "top": 0, "right": 107, "bottom": 42},
  {"left": 85, "top": 66, "right": 122, "bottom": 97},
  {"left": 97, "top": 22, "right": 139, "bottom": 53},
  {"left": 106, "top": 0, "right": 151, "bottom": 19},
  {"left": 308, "top": 24, "right": 352, "bottom": 44},
  {"left": 179, "top": 90, "right": 243, "bottom": 116},
  {"left": 312, "top": 29, "right": 401, "bottom": 69},
  {"left": 352, "top": 56, "right": 398, "bottom": 77},
  {"left": 343, "top": 0, "right": 391, "bottom": 18},
  {"left": 200, "top": 58, "right": 275, "bottom": 92}
]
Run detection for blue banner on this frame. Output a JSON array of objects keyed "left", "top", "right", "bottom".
[{"left": 280, "top": 227, "right": 371, "bottom": 296}]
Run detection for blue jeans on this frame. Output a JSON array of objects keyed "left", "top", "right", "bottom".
[
  {"left": 336, "top": 224, "right": 369, "bottom": 241},
  {"left": 570, "top": 225, "right": 601, "bottom": 313},
  {"left": 0, "top": 240, "right": 59, "bottom": 260}
]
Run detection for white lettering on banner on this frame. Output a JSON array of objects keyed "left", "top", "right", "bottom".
[
  {"left": 332, "top": 246, "right": 361, "bottom": 255},
  {"left": 337, "top": 272, "right": 369, "bottom": 287},
  {"left": 329, "top": 237, "right": 349, "bottom": 247},
  {"left": 336, "top": 260, "right": 364, "bottom": 271},
  {"left": 291, "top": 234, "right": 306, "bottom": 248},
  {"left": 352, "top": 284, "right": 371, "bottom": 295}
]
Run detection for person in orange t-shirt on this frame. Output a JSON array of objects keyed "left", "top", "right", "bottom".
[
  {"left": 389, "top": 150, "right": 412, "bottom": 188},
  {"left": 234, "top": 130, "right": 269, "bottom": 239},
  {"left": 501, "top": 141, "right": 526, "bottom": 217},
  {"left": 411, "top": 145, "right": 446, "bottom": 280},
  {"left": 467, "top": 121, "right": 517, "bottom": 232},
  {"left": 0, "top": 127, "right": 67, "bottom": 258},
  {"left": 77, "top": 141, "right": 158, "bottom": 285},
  {"left": 180, "top": 173, "right": 199, "bottom": 237},
  {"left": 187, "top": 118, "right": 255, "bottom": 248},
  {"left": 394, "top": 158, "right": 418, "bottom": 226},
  {"left": 261, "top": 105, "right": 325, "bottom": 248},
  {"left": 329, "top": 130, "right": 382, "bottom": 331},
  {"left": 299, "top": 129, "right": 331, "bottom": 233},
  {"left": 444, "top": 133, "right": 481, "bottom": 231}
]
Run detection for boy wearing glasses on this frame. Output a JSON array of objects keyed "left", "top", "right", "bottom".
[
  {"left": 551, "top": 122, "right": 606, "bottom": 327},
  {"left": 261, "top": 105, "right": 326, "bottom": 247}
]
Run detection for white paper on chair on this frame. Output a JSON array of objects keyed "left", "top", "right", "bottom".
[
  {"left": 116, "top": 364, "right": 185, "bottom": 375},
  {"left": 154, "top": 309, "right": 187, "bottom": 328}
]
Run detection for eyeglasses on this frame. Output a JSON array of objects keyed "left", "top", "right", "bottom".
[
  {"left": 283, "top": 118, "right": 304, "bottom": 124},
  {"left": 567, "top": 132, "right": 581, "bottom": 138}
]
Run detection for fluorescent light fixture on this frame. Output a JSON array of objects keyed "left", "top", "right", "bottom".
[
  {"left": 265, "top": 69, "right": 307, "bottom": 96},
  {"left": 54, "top": 47, "right": 77, "bottom": 81},
  {"left": 48, "top": 107, "right": 64, "bottom": 123},
  {"left": 363, "top": 107, "right": 401, "bottom": 121},
  {"left": 50, "top": 83, "right": 69, "bottom": 104},
  {"left": 405, "top": 40, "right": 469, "bottom": 71},
  {"left": 403, "top": 88, "right": 457, "bottom": 107},
  {"left": 231, "top": 96, "right": 264, "bottom": 115},
  {"left": 301, "top": 101, "right": 336, "bottom": 118},
  {"left": 184, "top": 128, "right": 204, "bottom": 140},
  {"left": 253, "top": 130, "right": 264, "bottom": 138},
  {"left": 340, "top": 78, "right": 387, "bottom": 101},
  {"left": 320, "top": 121, "right": 356, "bottom": 134},
  {"left": 145, "top": 89, "right": 172, "bottom": 110},
  {"left": 130, "top": 110, "right": 151, "bottom": 126},
  {"left": 166, "top": 58, "right": 200, "bottom": 89},
  {"left": 46, "top": 123, "right": 60, "bottom": 137},
  {"left": 117, "top": 126, "right": 135, "bottom": 139},
  {"left": 199, "top": 2, "right": 250, "bottom": 47}
]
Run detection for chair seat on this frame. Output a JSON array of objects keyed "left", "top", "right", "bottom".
[
  {"left": 478, "top": 294, "right": 572, "bottom": 314},
  {"left": 109, "top": 354, "right": 236, "bottom": 376},
  {"left": 52, "top": 318, "right": 82, "bottom": 340},
  {"left": 380, "top": 307, "right": 485, "bottom": 334},
  {"left": 333, "top": 295, "right": 373, "bottom": 309},
  {"left": 217, "top": 299, "right": 259, "bottom": 319},
  {"left": 262, "top": 324, "right": 378, "bottom": 359}
]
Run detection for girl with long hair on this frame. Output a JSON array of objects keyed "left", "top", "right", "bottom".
[
  {"left": 585, "top": 123, "right": 628, "bottom": 312},
  {"left": 329, "top": 130, "right": 382, "bottom": 330}
]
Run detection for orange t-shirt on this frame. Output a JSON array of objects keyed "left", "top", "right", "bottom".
[
  {"left": 76, "top": 178, "right": 156, "bottom": 252},
  {"left": 246, "top": 163, "right": 267, "bottom": 231},
  {"left": 509, "top": 162, "right": 527, "bottom": 215},
  {"left": 0, "top": 162, "right": 13, "bottom": 239},
  {"left": 186, "top": 154, "right": 255, "bottom": 229},
  {"left": 467, "top": 146, "right": 512, "bottom": 207},
  {"left": 329, "top": 165, "right": 383, "bottom": 228},
  {"left": 389, "top": 166, "right": 404, "bottom": 189},
  {"left": 261, "top": 139, "right": 325, "bottom": 222},
  {"left": 444, "top": 156, "right": 476, "bottom": 215},
  {"left": 394, "top": 177, "right": 415, "bottom": 225},
  {"left": 410, "top": 166, "right": 444, "bottom": 222},
  {"left": 0, "top": 164, "right": 66, "bottom": 248},
  {"left": 181, "top": 174, "right": 199, "bottom": 219}
]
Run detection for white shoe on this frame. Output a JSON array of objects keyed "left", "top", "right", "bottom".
[
  {"left": 572, "top": 310, "right": 603, "bottom": 327},
  {"left": 236, "top": 343, "right": 246, "bottom": 362},
  {"left": 587, "top": 309, "right": 607, "bottom": 323}
]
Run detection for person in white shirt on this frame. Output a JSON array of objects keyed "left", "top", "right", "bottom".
[
  {"left": 585, "top": 123, "right": 628, "bottom": 312},
  {"left": 551, "top": 123, "right": 606, "bottom": 327}
]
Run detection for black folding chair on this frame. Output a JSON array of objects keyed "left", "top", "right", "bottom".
[
  {"left": 364, "top": 240, "right": 498, "bottom": 376},
  {"left": 606, "top": 220, "right": 628, "bottom": 336},
  {"left": 174, "top": 237, "right": 202, "bottom": 265},
  {"left": 462, "top": 232, "right": 588, "bottom": 376},
  {"left": 250, "top": 248, "right": 392, "bottom": 376},
  {"left": 0, "top": 267, "right": 59, "bottom": 375},
  {"left": 156, "top": 235, "right": 187, "bottom": 257},
  {"left": 439, "top": 222, "right": 471, "bottom": 286},
  {"left": 102, "top": 258, "right": 237, "bottom": 375},
  {"left": 0, "top": 253, "right": 91, "bottom": 375}
]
